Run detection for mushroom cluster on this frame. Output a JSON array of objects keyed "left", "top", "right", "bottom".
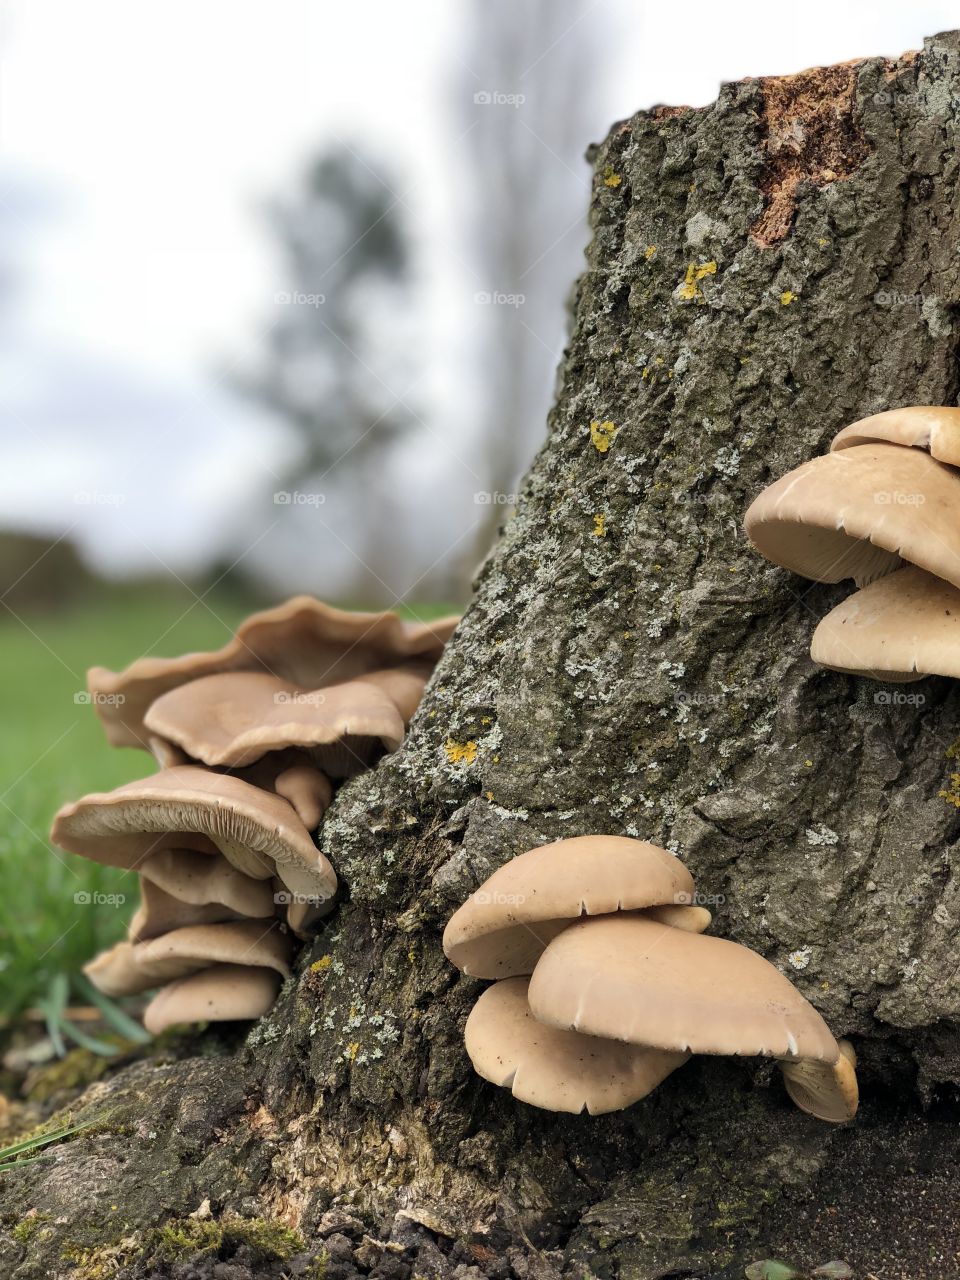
[
  {"left": 53, "top": 597, "right": 458, "bottom": 1032},
  {"left": 444, "top": 836, "right": 858, "bottom": 1121},
  {"left": 744, "top": 406, "right": 960, "bottom": 682}
]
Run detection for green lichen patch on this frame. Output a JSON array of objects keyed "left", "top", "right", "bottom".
[{"left": 60, "top": 1214, "right": 312, "bottom": 1279}]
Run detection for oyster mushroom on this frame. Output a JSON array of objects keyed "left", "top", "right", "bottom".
[
  {"left": 50, "top": 766, "right": 337, "bottom": 913},
  {"left": 442, "top": 835, "right": 697, "bottom": 979},
  {"left": 128, "top": 849, "right": 278, "bottom": 942},
  {"left": 85, "top": 920, "right": 292, "bottom": 997},
  {"left": 830, "top": 406, "right": 960, "bottom": 468},
  {"left": 143, "top": 964, "right": 283, "bottom": 1034},
  {"left": 810, "top": 565, "right": 960, "bottom": 683},
  {"left": 88, "top": 597, "right": 459, "bottom": 751},
  {"left": 464, "top": 976, "right": 688, "bottom": 1114},
  {"left": 142, "top": 670, "right": 406, "bottom": 777},
  {"left": 744, "top": 443, "right": 960, "bottom": 588},
  {"left": 528, "top": 915, "right": 857, "bottom": 1123}
]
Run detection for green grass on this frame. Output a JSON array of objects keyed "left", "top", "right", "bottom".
[{"left": 0, "top": 585, "right": 458, "bottom": 1021}]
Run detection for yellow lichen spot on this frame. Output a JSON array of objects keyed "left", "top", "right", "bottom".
[
  {"left": 641, "top": 366, "right": 651, "bottom": 380},
  {"left": 347, "top": 1042, "right": 360, "bottom": 1061},
  {"left": 407, "top": 948, "right": 416, "bottom": 963},
  {"left": 445, "top": 738, "right": 478, "bottom": 765},
  {"left": 349, "top": 1005, "right": 357, "bottom": 1018},
  {"left": 644, "top": 245, "right": 657, "bottom": 260},
  {"left": 590, "top": 419, "right": 618, "bottom": 453},
  {"left": 667, "top": 369, "right": 674, "bottom": 378},
  {"left": 310, "top": 955, "right": 332, "bottom": 974},
  {"left": 780, "top": 290, "right": 796, "bottom": 306},
  {"left": 602, "top": 165, "right": 622, "bottom": 187},
  {"left": 592, "top": 513, "right": 606, "bottom": 538},
  {"left": 804, "top": 759, "right": 813, "bottom": 768},
  {"left": 652, "top": 563, "right": 663, "bottom": 572},
  {"left": 485, "top": 790, "right": 494, "bottom": 801},
  {"left": 678, "top": 261, "right": 717, "bottom": 302},
  {"left": 611, "top": 344, "right": 622, "bottom": 355},
  {"left": 818, "top": 237, "right": 829, "bottom": 247},
  {"left": 480, "top": 715, "right": 491, "bottom": 725}
]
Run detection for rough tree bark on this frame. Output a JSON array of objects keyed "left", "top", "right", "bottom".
[{"left": 5, "top": 30, "right": 960, "bottom": 1280}]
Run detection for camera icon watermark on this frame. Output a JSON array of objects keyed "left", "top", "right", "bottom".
[
  {"left": 874, "top": 690, "right": 926, "bottom": 707},
  {"left": 273, "top": 690, "right": 326, "bottom": 707},
  {"left": 74, "top": 890, "right": 126, "bottom": 906},
  {"left": 73, "top": 491, "right": 126, "bottom": 507},
  {"left": 473, "top": 290, "right": 526, "bottom": 308},
  {"left": 74, "top": 691, "right": 126, "bottom": 706},
  {"left": 274, "top": 491, "right": 326, "bottom": 507},
  {"left": 873, "top": 490, "right": 925, "bottom": 506},
  {"left": 274, "top": 290, "right": 325, "bottom": 307},
  {"left": 473, "top": 90, "right": 526, "bottom": 108},
  {"left": 274, "top": 890, "right": 331, "bottom": 906},
  {"left": 874, "top": 289, "right": 925, "bottom": 309},
  {"left": 474, "top": 490, "right": 519, "bottom": 506}
]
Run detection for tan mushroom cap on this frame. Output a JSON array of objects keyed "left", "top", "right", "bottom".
[
  {"left": 355, "top": 663, "right": 433, "bottom": 723},
  {"left": 128, "top": 879, "right": 252, "bottom": 943},
  {"left": 744, "top": 444, "right": 960, "bottom": 588},
  {"left": 272, "top": 765, "right": 333, "bottom": 829},
  {"left": 143, "top": 963, "right": 282, "bottom": 1034},
  {"left": 810, "top": 565, "right": 960, "bottom": 683},
  {"left": 50, "top": 766, "right": 337, "bottom": 906},
  {"left": 465, "top": 977, "right": 688, "bottom": 1114},
  {"left": 84, "top": 920, "right": 292, "bottom": 997},
  {"left": 780, "top": 1038, "right": 859, "bottom": 1123},
  {"left": 528, "top": 915, "right": 840, "bottom": 1062},
  {"left": 140, "top": 848, "right": 278, "bottom": 917},
  {"left": 143, "top": 671, "right": 406, "bottom": 770},
  {"left": 443, "top": 836, "right": 696, "bottom": 979},
  {"left": 88, "top": 596, "right": 459, "bottom": 750},
  {"left": 129, "top": 849, "right": 278, "bottom": 942},
  {"left": 831, "top": 406, "right": 960, "bottom": 468}
]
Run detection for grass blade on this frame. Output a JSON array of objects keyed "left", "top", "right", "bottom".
[{"left": 75, "top": 975, "right": 150, "bottom": 1044}]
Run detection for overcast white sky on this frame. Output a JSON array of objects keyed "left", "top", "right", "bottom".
[{"left": 0, "top": 0, "right": 956, "bottom": 581}]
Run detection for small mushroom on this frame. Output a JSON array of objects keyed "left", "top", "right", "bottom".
[
  {"left": 87, "top": 597, "right": 459, "bottom": 751},
  {"left": 128, "top": 880, "right": 249, "bottom": 943},
  {"left": 142, "top": 671, "right": 405, "bottom": 776},
  {"left": 810, "top": 565, "right": 960, "bottom": 683},
  {"left": 50, "top": 766, "right": 337, "bottom": 912},
  {"left": 442, "top": 835, "right": 697, "bottom": 979},
  {"left": 272, "top": 764, "right": 333, "bottom": 829},
  {"left": 640, "top": 903, "right": 712, "bottom": 932},
  {"left": 84, "top": 920, "right": 292, "bottom": 997},
  {"left": 143, "top": 963, "right": 283, "bottom": 1034},
  {"left": 129, "top": 849, "right": 278, "bottom": 941},
  {"left": 464, "top": 976, "right": 688, "bottom": 1114},
  {"left": 744, "top": 443, "right": 960, "bottom": 588},
  {"left": 527, "top": 915, "right": 856, "bottom": 1123},
  {"left": 830, "top": 406, "right": 960, "bottom": 468}
]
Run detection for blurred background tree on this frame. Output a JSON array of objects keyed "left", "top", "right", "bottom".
[
  {"left": 457, "top": 0, "right": 602, "bottom": 552},
  {"left": 245, "top": 146, "right": 420, "bottom": 596}
]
